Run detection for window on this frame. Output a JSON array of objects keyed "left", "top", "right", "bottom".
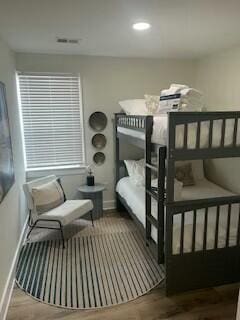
[{"left": 17, "top": 73, "right": 85, "bottom": 171}]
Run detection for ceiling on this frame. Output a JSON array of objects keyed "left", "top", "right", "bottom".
[{"left": 1, "top": 0, "right": 240, "bottom": 59}]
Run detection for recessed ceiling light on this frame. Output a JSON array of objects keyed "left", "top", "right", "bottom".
[{"left": 132, "top": 22, "right": 151, "bottom": 31}]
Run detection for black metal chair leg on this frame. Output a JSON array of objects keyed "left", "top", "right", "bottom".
[
  {"left": 26, "top": 226, "right": 34, "bottom": 240},
  {"left": 27, "top": 211, "right": 32, "bottom": 227},
  {"left": 90, "top": 210, "right": 94, "bottom": 227},
  {"left": 26, "top": 221, "right": 37, "bottom": 240},
  {"left": 59, "top": 222, "right": 65, "bottom": 249}
]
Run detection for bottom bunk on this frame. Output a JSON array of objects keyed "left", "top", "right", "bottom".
[
  {"left": 116, "top": 176, "right": 238, "bottom": 254},
  {"left": 116, "top": 164, "right": 240, "bottom": 295}
]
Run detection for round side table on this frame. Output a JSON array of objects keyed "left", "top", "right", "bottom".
[{"left": 78, "top": 184, "right": 105, "bottom": 220}]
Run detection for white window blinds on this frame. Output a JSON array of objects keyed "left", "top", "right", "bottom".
[{"left": 17, "top": 73, "right": 85, "bottom": 170}]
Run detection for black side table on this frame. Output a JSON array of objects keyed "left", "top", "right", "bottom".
[{"left": 78, "top": 184, "right": 105, "bottom": 220}]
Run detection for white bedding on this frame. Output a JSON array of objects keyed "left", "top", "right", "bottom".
[
  {"left": 117, "top": 114, "right": 240, "bottom": 148},
  {"left": 116, "top": 177, "right": 239, "bottom": 254}
]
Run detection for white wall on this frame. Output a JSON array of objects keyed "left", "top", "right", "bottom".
[
  {"left": 195, "top": 46, "right": 240, "bottom": 193},
  {"left": 16, "top": 53, "right": 196, "bottom": 208},
  {"left": 0, "top": 38, "right": 26, "bottom": 313}
]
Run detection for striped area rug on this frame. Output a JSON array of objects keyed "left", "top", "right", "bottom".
[{"left": 16, "top": 216, "right": 165, "bottom": 309}]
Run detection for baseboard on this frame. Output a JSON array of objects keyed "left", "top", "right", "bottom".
[
  {"left": 0, "top": 217, "right": 28, "bottom": 320},
  {"left": 103, "top": 200, "right": 115, "bottom": 211}
]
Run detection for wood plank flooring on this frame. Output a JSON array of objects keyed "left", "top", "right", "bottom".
[
  {"left": 6, "top": 211, "right": 240, "bottom": 319},
  {"left": 7, "top": 283, "right": 239, "bottom": 320}
]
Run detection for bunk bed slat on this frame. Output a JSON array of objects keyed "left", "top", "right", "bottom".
[
  {"left": 146, "top": 215, "right": 158, "bottom": 228},
  {"left": 208, "top": 120, "right": 213, "bottom": 148},
  {"left": 180, "top": 212, "right": 185, "bottom": 255},
  {"left": 214, "top": 206, "right": 220, "bottom": 250},
  {"left": 203, "top": 208, "right": 208, "bottom": 251},
  {"left": 233, "top": 117, "right": 238, "bottom": 146},
  {"left": 184, "top": 124, "right": 188, "bottom": 148},
  {"left": 196, "top": 121, "right": 201, "bottom": 149},
  {"left": 192, "top": 210, "right": 197, "bottom": 252},
  {"left": 225, "top": 204, "right": 231, "bottom": 248},
  {"left": 221, "top": 119, "right": 226, "bottom": 147},
  {"left": 146, "top": 163, "right": 158, "bottom": 173},
  {"left": 146, "top": 189, "right": 158, "bottom": 201}
]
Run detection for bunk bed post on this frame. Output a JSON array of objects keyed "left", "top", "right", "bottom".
[
  {"left": 166, "top": 112, "right": 176, "bottom": 203},
  {"left": 165, "top": 112, "right": 177, "bottom": 295},
  {"left": 157, "top": 146, "right": 166, "bottom": 264},
  {"left": 145, "top": 116, "right": 153, "bottom": 244},
  {"left": 114, "top": 113, "right": 125, "bottom": 212}
]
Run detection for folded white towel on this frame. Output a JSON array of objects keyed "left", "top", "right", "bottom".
[
  {"left": 170, "top": 83, "right": 189, "bottom": 92},
  {"left": 158, "top": 85, "right": 204, "bottom": 114},
  {"left": 181, "top": 96, "right": 203, "bottom": 104},
  {"left": 180, "top": 103, "right": 203, "bottom": 112},
  {"left": 180, "top": 88, "right": 203, "bottom": 99},
  {"left": 161, "top": 88, "right": 179, "bottom": 96},
  {"left": 161, "top": 84, "right": 189, "bottom": 96}
]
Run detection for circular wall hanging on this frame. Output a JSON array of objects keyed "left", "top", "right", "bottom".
[
  {"left": 89, "top": 112, "right": 107, "bottom": 131},
  {"left": 92, "top": 134, "right": 107, "bottom": 150},
  {"left": 93, "top": 152, "right": 105, "bottom": 165}
]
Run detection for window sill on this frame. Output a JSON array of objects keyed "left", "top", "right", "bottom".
[{"left": 26, "top": 166, "right": 87, "bottom": 179}]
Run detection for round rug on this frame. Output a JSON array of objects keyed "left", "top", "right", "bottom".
[{"left": 16, "top": 216, "right": 165, "bottom": 309}]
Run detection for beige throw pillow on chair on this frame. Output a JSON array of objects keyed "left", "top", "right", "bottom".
[{"left": 31, "top": 179, "right": 65, "bottom": 214}]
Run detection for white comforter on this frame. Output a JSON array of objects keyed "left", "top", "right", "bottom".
[
  {"left": 116, "top": 177, "right": 238, "bottom": 254},
  {"left": 117, "top": 114, "right": 239, "bottom": 148}
]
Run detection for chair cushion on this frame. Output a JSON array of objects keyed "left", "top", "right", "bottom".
[
  {"left": 38, "top": 200, "right": 93, "bottom": 225},
  {"left": 31, "top": 179, "right": 65, "bottom": 214}
]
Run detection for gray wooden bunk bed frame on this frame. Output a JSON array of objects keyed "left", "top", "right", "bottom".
[{"left": 115, "top": 111, "right": 240, "bottom": 295}]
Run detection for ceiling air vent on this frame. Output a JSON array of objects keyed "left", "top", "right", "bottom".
[{"left": 57, "top": 37, "right": 80, "bottom": 44}]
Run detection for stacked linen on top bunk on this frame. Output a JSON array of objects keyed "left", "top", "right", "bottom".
[
  {"left": 158, "top": 84, "right": 204, "bottom": 113},
  {"left": 119, "top": 84, "right": 204, "bottom": 116},
  {"left": 118, "top": 87, "right": 240, "bottom": 148}
]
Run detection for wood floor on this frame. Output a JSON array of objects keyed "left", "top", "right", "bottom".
[
  {"left": 6, "top": 212, "right": 240, "bottom": 319},
  {"left": 7, "top": 282, "right": 239, "bottom": 320}
]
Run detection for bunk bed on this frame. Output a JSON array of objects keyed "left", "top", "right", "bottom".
[{"left": 115, "top": 111, "right": 240, "bottom": 295}]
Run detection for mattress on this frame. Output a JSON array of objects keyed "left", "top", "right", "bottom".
[
  {"left": 116, "top": 177, "right": 239, "bottom": 254},
  {"left": 117, "top": 114, "right": 239, "bottom": 148}
]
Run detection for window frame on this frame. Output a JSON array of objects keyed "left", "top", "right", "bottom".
[{"left": 17, "top": 72, "right": 86, "bottom": 174}]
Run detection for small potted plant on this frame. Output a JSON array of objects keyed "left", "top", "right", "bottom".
[{"left": 86, "top": 165, "right": 95, "bottom": 186}]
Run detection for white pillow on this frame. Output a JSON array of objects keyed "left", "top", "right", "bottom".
[
  {"left": 124, "top": 159, "right": 145, "bottom": 186},
  {"left": 175, "top": 160, "right": 204, "bottom": 181},
  {"left": 119, "top": 99, "right": 148, "bottom": 115},
  {"left": 152, "top": 178, "right": 183, "bottom": 201}
]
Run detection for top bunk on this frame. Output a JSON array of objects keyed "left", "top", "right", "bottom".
[{"left": 115, "top": 111, "right": 240, "bottom": 160}]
